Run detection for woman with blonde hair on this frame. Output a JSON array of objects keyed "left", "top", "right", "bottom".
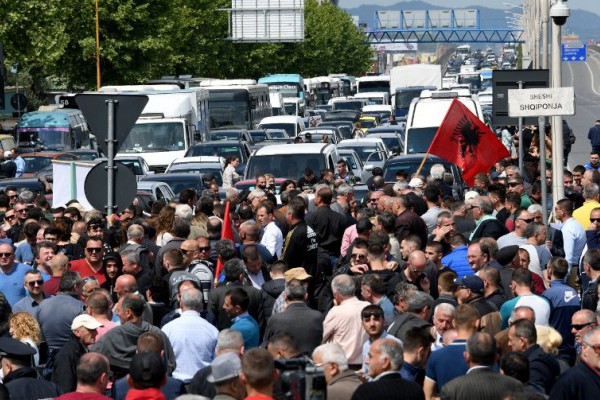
[
  {"left": 9, "top": 311, "right": 42, "bottom": 365},
  {"left": 536, "top": 325, "right": 569, "bottom": 374}
]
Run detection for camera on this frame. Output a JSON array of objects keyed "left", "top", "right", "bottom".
[
  {"left": 275, "top": 357, "right": 327, "bottom": 400},
  {"left": 550, "top": 2, "right": 570, "bottom": 26}
]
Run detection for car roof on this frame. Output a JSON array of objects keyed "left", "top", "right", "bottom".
[
  {"left": 191, "top": 140, "right": 242, "bottom": 147},
  {"left": 253, "top": 143, "right": 334, "bottom": 155},
  {"left": 367, "top": 126, "right": 403, "bottom": 133},
  {"left": 20, "top": 152, "right": 74, "bottom": 157},
  {"left": 171, "top": 156, "right": 224, "bottom": 164},
  {"left": 141, "top": 173, "right": 204, "bottom": 181},
  {"left": 259, "top": 116, "right": 303, "bottom": 124},
  {"left": 338, "top": 138, "right": 385, "bottom": 146},
  {"left": 367, "top": 132, "right": 400, "bottom": 138}
]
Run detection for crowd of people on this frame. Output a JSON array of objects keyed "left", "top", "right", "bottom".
[{"left": 0, "top": 144, "right": 599, "bottom": 400}]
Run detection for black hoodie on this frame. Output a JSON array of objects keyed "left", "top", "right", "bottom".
[
  {"left": 261, "top": 278, "right": 285, "bottom": 319},
  {"left": 524, "top": 344, "right": 561, "bottom": 394}
]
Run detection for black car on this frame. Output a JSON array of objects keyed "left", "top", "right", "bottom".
[
  {"left": 139, "top": 173, "right": 205, "bottom": 197},
  {"left": 185, "top": 140, "right": 251, "bottom": 175},
  {"left": 0, "top": 178, "right": 47, "bottom": 197},
  {"left": 382, "top": 154, "right": 467, "bottom": 199}
]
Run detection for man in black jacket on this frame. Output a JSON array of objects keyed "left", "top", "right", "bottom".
[
  {"left": 52, "top": 314, "right": 103, "bottom": 393},
  {"left": 351, "top": 338, "right": 424, "bottom": 400},
  {"left": 469, "top": 196, "right": 508, "bottom": 241},
  {"left": 0, "top": 337, "right": 62, "bottom": 399},
  {"left": 281, "top": 197, "right": 318, "bottom": 275},
  {"left": 305, "top": 186, "right": 348, "bottom": 262},
  {"left": 509, "top": 319, "right": 560, "bottom": 395}
]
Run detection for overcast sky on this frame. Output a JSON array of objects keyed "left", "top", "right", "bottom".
[{"left": 339, "top": 0, "right": 598, "bottom": 16}]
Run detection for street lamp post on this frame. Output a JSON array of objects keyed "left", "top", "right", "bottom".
[
  {"left": 550, "top": 0, "right": 569, "bottom": 204},
  {"left": 95, "top": 0, "right": 101, "bottom": 90}
]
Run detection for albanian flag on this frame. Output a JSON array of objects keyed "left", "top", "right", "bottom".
[{"left": 426, "top": 98, "right": 510, "bottom": 186}]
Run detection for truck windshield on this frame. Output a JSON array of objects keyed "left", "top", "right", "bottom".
[
  {"left": 247, "top": 154, "right": 326, "bottom": 179},
  {"left": 358, "top": 81, "right": 390, "bottom": 93},
  {"left": 17, "top": 128, "right": 71, "bottom": 150},
  {"left": 333, "top": 101, "right": 362, "bottom": 111},
  {"left": 395, "top": 89, "right": 423, "bottom": 110},
  {"left": 120, "top": 122, "right": 185, "bottom": 153},
  {"left": 210, "top": 101, "right": 250, "bottom": 129},
  {"left": 283, "top": 103, "right": 298, "bottom": 115}
]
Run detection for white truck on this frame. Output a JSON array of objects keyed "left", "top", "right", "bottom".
[
  {"left": 389, "top": 64, "right": 442, "bottom": 117},
  {"left": 99, "top": 86, "right": 209, "bottom": 172}
]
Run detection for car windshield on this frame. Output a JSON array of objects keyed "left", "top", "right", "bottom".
[
  {"left": 246, "top": 154, "right": 326, "bottom": 180},
  {"left": 17, "top": 128, "right": 71, "bottom": 151},
  {"left": 210, "top": 131, "right": 240, "bottom": 141},
  {"left": 23, "top": 156, "right": 53, "bottom": 173},
  {"left": 117, "top": 160, "right": 143, "bottom": 175},
  {"left": 340, "top": 145, "right": 382, "bottom": 162},
  {"left": 360, "top": 120, "right": 376, "bottom": 129},
  {"left": 376, "top": 137, "right": 401, "bottom": 152},
  {"left": 406, "top": 127, "right": 438, "bottom": 154},
  {"left": 167, "top": 166, "right": 223, "bottom": 186},
  {"left": 267, "top": 130, "right": 288, "bottom": 139},
  {"left": 259, "top": 123, "right": 295, "bottom": 137},
  {"left": 384, "top": 160, "right": 452, "bottom": 182},
  {"left": 121, "top": 122, "right": 185, "bottom": 153},
  {"left": 249, "top": 131, "right": 267, "bottom": 142},
  {"left": 186, "top": 145, "right": 243, "bottom": 161},
  {"left": 147, "top": 178, "right": 203, "bottom": 195},
  {"left": 341, "top": 154, "right": 359, "bottom": 171}
]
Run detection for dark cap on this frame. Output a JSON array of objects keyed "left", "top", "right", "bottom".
[
  {"left": 454, "top": 275, "right": 484, "bottom": 294},
  {"left": 496, "top": 245, "right": 519, "bottom": 266},
  {"left": 129, "top": 351, "right": 165, "bottom": 389},
  {"left": 0, "top": 337, "right": 36, "bottom": 365}
]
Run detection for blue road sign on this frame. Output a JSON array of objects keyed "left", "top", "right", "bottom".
[{"left": 562, "top": 44, "right": 587, "bottom": 62}]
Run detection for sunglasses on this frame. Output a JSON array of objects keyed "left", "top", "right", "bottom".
[
  {"left": 350, "top": 254, "right": 367, "bottom": 260},
  {"left": 361, "top": 313, "right": 383, "bottom": 322},
  {"left": 15, "top": 208, "right": 27, "bottom": 213},
  {"left": 4, "top": 215, "right": 15, "bottom": 220},
  {"left": 0, "top": 252, "right": 13, "bottom": 258},
  {"left": 8, "top": 195, "right": 17, "bottom": 199},
  {"left": 27, "top": 280, "right": 44, "bottom": 287},
  {"left": 583, "top": 341, "right": 600, "bottom": 355},
  {"left": 519, "top": 218, "right": 534, "bottom": 223},
  {"left": 572, "top": 322, "right": 594, "bottom": 331},
  {"left": 508, "top": 182, "right": 520, "bottom": 187},
  {"left": 86, "top": 247, "right": 103, "bottom": 253},
  {"left": 591, "top": 218, "right": 600, "bottom": 223},
  {"left": 199, "top": 246, "right": 211, "bottom": 252}
]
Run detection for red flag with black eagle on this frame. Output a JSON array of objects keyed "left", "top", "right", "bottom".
[
  {"left": 426, "top": 98, "right": 510, "bottom": 186},
  {"left": 214, "top": 201, "right": 235, "bottom": 286}
]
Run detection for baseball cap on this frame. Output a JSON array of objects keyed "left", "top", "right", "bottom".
[
  {"left": 207, "top": 352, "right": 242, "bottom": 384},
  {"left": 408, "top": 178, "right": 424, "bottom": 188},
  {"left": 284, "top": 267, "right": 311, "bottom": 283},
  {"left": 129, "top": 351, "right": 166, "bottom": 389},
  {"left": 71, "top": 314, "right": 103, "bottom": 330},
  {"left": 454, "top": 275, "right": 484, "bottom": 294}
]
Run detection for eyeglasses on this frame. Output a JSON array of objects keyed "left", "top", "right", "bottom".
[
  {"left": 583, "top": 341, "right": 600, "bottom": 355},
  {"left": 350, "top": 254, "right": 367, "bottom": 260},
  {"left": 27, "top": 280, "right": 44, "bottom": 287},
  {"left": 518, "top": 218, "right": 534, "bottom": 223},
  {"left": 361, "top": 313, "right": 383, "bottom": 322},
  {"left": 199, "top": 246, "right": 211, "bottom": 252},
  {"left": 591, "top": 218, "right": 600, "bottom": 223},
  {"left": 0, "top": 252, "right": 13, "bottom": 258},
  {"left": 86, "top": 247, "right": 103, "bottom": 253},
  {"left": 572, "top": 322, "right": 594, "bottom": 331},
  {"left": 15, "top": 208, "right": 27, "bottom": 213}
]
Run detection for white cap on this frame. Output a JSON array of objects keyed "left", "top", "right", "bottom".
[
  {"left": 71, "top": 315, "right": 103, "bottom": 330},
  {"left": 408, "top": 178, "right": 424, "bottom": 188}
]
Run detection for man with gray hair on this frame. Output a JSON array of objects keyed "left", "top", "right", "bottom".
[
  {"left": 431, "top": 303, "right": 455, "bottom": 350},
  {"left": 312, "top": 343, "right": 362, "bottom": 400},
  {"left": 189, "top": 329, "right": 245, "bottom": 398},
  {"left": 323, "top": 274, "right": 370, "bottom": 367},
  {"left": 330, "top": 184, "right": 356, "bottom": 223},
  {"left": 162, "top": 287, "right": 218, "bottom": 384},
  {"left": 176, "top": 203, "right": 208, "bottom": 240},
  {"left": 469, "top": 196, "right": 509, "bottom": 241},
  {"left": 352, "top": 338, "right": 424, "bottom": 400},
  {"left": 387, "top": 291, "right": 433, "bottom": 342}
]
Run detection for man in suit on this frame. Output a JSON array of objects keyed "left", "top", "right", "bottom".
[
  {"left": 440, "top": 332, "right": 524, "bottom": 400},
  {"left": 262, "top": 279, "right": 323, "bottom": 355},
  {"left": 351, "top": 338, "right": 424, "bottom": 400}
]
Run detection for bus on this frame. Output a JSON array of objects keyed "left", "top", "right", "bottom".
[
  {"left": 200, "top": 80, "right": 272, "bottom": 130},
  {"left": 310, "top": 76, "right": 341, "bottom": 106},
  {"left": 329, "top": 74, "right": 356, "bottom": 97},
  {"left": 356, "top": 75, "right": 390, "bottom": 94},
  {"left": 258, "top": 74, "right": 305, "bottom": 104},
  {"left": 15, "top": 108, "right": 92, "bottom": 151},
  {"left": 456, "top": 45, "right": 471, "bottom": 60}
]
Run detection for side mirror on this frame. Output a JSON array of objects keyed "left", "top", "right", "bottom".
[{"left": 364, "top": 164, "right": 374, "bottom": 172}]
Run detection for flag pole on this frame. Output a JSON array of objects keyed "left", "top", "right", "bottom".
[{"left": 415, "top": 152, "right": 430, "bottom": 177}]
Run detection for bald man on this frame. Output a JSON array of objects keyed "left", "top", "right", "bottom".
[
  {"left": 237, "top": 221, "right": 273, "bottom": 264},
  {"left": 387, "top": 250, "right": 431, "bottom": 296},
  {"left": 113, "top": 274, "right": 153, "bottom": 324},
  {"left": 44, "top": 253, "right": 70, "bottom": 296}
]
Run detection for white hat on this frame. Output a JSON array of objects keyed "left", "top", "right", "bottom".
[
  {"left": 408, "top": 178, "right": 424, "bottom": 188},
  {"left": 464, "top": 191, "right": 480, "bottom": 203},
  {"left": 71, "top": 314, "right": 103, "bottom": 330}
]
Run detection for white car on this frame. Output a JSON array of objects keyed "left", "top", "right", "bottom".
[{"left": 337, "top": 138, "right": 389, "bottom": 170}]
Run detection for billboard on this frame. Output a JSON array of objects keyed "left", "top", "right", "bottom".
[
  {"left": 429, "top": 10, "right": 451, "bottom": 29},
  {"left": 403, "top": 10, "right": 426, "bottom": 29},
  {"left": 376, "top": 11, "right": 400, "bottom": 29},
  {"left": 230, "top": 0, "right": 304, "bottom": 42}
]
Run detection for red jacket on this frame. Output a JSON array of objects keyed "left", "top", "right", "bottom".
[{"left": 125, "top": 388, "right": 166, "bottom": 400}]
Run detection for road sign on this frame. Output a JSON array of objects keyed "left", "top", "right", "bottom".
[
  {"left": 561, "top": 44, "right": 586, "bottom": 62},
  {"left": 75, "top": 94, "right": 148, "bottom": 156},
  {"left": 492, "top": 69, "right": 550, "bottom": 125},
  {"left": 84, "top": 161, "right": 137, "bottom": 213},
  {"left": 508, "top": 87, "right": 575, "bottom": 118}
]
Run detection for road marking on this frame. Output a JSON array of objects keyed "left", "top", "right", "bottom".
[{"left": 586, "top": 52, "right": 600, "bottom": 96}]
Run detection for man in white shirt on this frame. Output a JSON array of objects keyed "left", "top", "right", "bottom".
[
  {"left": 162, "top": 287, "right": 218, "bottom": 383},
  {"left": 555, "top": 198, "right": 586, "bottom": 288},
  {"left": 256, "top": 202, "right": 283, "bottom": 259}
]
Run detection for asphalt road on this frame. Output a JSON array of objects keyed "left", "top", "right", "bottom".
[{"left": 563, "top": 46, "right": 600, "bottom": 168}]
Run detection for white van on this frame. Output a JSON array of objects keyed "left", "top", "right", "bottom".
[
  {"left": 257, "top": 115, "right": 305, "bottom": 137},
  {"left": 404, "top": 89, "right": 484, "bottom": 155},
  {"left": 244, "top": 143, "right": 339, "bottom": 180}
]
